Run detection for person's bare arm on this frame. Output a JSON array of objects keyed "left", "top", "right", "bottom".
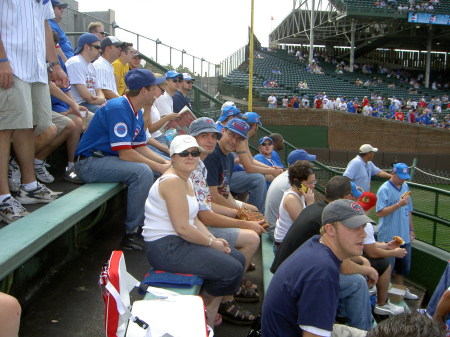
[
  {"left": 0, "top": 39, "right": 13, "bottom": 89},
  {"left": 101, "top": 88, "right": 120, "bottom": 100},
  {"left": 74, "top": 84, "right": 101, "bottom": 104},
  {"left": 363, "top": 242, "right": 407, "bottom": 259},
  {"left": 376, "top": 170, "right": 392, "bottom": 179},
  {"left": 147, "top": 113, "right": 181, "bottom": 133},
  {"left": 45, "top": 21, "right": 68, "bottom": 88},
  {"left": 433, "top": 289, "right": 450, "bottom": 324},
  {"left": 146, "top": 137, "right": 169, "bottom": 154},
  {"left": 209, "top": 185, "right": 240, "bottom": 209},
  {"left": 198, "top": 210, "right": 266, "bottom": 234},
  {"left": 376, "top": 195, "right": 409, "bottom": 218},
  {"left": 341, "top": 258, "right": 379, "bottom": 286},
  {"left": 118, "top": 147, "right": 170, "bottom": 174},
  {"left": 134, "top": 145, "right": 170, "bottom": 165}
]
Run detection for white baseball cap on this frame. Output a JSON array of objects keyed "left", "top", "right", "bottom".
[
  {"left": 359, "top": 144, "right": 378, "bottom": 154},
  {"left": 169, "top": 135, "right": 204, "bottom": 157}
]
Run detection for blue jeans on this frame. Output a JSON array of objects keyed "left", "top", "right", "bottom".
[
  {"left": 74, "top": 156, "right": 154, "bottom": 234},
  {"left": 147, "top": 135, "right": 170, "bottom": 161},
  {"left": 230, "top": 171, "right": 267, "bottom": 213},
  {"left": 79, "top": 102, "right": 100, "bottom": 113},
  {"left": 337, "top": 273, "right": 372, "bottom": 331},
  {"left": 145, "top": 235, "right": 245, "bottom": 296}
]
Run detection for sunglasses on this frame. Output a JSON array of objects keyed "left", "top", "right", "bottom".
[
  {"left": 185, "top": 81, "right": 194, "bottom": 84},
  {"left": 157, "top": 85, "right": 165, "bottom": 93},
  {"left": 261, "top": 142, "right": 273, "bottom": 146},
  {"left": 171, "top": 78, "right": 182, "bottom": 83},
  {"left": 97, "top": 32, "right": 106, "bottom": 36},
  {"left": 89, "top": 44, "right": 101, "bottom": 50},
  {"left": 178, "top": 150, "right": 201, "bottom": 157}
]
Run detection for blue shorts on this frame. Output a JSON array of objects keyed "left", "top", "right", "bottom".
[
  {"left": 387, "top": 243, "right": 412, "bottom": 276},
  {"left": 207, "top": 227, "right": 239, "bottom": 249}
]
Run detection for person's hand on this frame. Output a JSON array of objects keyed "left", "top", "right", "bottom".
[
  {"left": 156, "top": 163, "right": 171, "bottom": 174},
  {"left": 245, "top": 220, "right": 267, "bottom": 234},
  {"left": 410, "top": 231, "right": 416, "bottom": 241},
  {"left": 166, "top": 113, "right": 181, "bottom": 121},
  {"left": 397, "top": 196, "right": 409, "bottom": 207},
  {"left": 0, "top": 60, "right": 13, "bottom": 89},
  {"left": 386, "top": 239, "right": 401, "bottom": 250},
  {"left": 242, "top": 203, "right": 258, "bottom": 211},
  {"left": 365, "top": 266, "right": 379, "bottom": 287},
  {"left": 270, "top": 167, "right": 283, "bottom": 177},
  {"left": 50, "top": 67, "right": 69, "bottom": 88},
  {"left": 210, "top": 239, "right": 231, "bottom": 254},
  {"left": 304, "top": 188, "right": 315, "bottom": 205},
  {"left": 393, "top": 247, "right": 407, "bottom": 258}
]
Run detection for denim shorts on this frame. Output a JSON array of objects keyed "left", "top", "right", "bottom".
[
  {"left": 207, "top": 227, "right": 239, "bottom": 248},
  {"left": 388, "top": 243, "right": 412, "bottom": 276}
]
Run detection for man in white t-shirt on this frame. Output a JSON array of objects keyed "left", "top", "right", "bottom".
[
  {"left": 267, "top": 94, "right": 277, "bottom": 108},
  {"left": 93, "top": 36, "right": 124, "bottom": 100},
  {"left": 154, "top": 70, "right": 183, "bottom": 116},
  {"left": 66, "top": 33, "right": 105, "bottom": 112}
]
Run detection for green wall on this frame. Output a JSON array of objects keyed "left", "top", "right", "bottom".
[{"left": 266, "top": 126, "right": 328, "bottom": 148}]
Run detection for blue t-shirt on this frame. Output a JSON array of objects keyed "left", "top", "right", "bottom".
[
  {"left": 75, "top": 96, "right": 147, "bottom": 157},
  {"left": 172, "top": 90, "right": 192, "bottom": 113},
  {"left": 51, "top": 54, "right": 71, "bottom": 113},
  {"left": 49, "top": 19, "right": 74, "bottom": 59},
  {"left": 343, "top": 155, "right": 381, "bottom": 192},
  {"left": 376, "top": 180, "right": 413, "bottom": 243},
  {"left": 347, "top": 102, "right": 356, "bottom": 113},
  {"left": 254, "top": 152, "right": 284, "bottom": 189},
  {"left": 203, "top": 143, "right": 234, "bottom": 199},
  {"left": 262, "top": 235, "right": 341, "bottom": 337}
]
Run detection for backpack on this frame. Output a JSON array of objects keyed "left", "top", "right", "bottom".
[{"left": 99, "top": 251, "right": 212, "bottom": 337}]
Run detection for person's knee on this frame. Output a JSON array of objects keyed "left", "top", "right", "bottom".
[
  {"left": 134, "top": 163, "right": 154, "bottom": 187},
  {"left": 236, "top": 229, "right": 260, "bottom": 252}
]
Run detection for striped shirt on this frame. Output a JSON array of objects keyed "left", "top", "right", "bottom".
[
  {"left": 376, "top": 181, "right": 413, "bottom": 244},
  {"left": 93, "top": 56, "right": 118, "bottom": 94},
  {"left": 0, "top": 0, "right": 55, "bottom": 83}
]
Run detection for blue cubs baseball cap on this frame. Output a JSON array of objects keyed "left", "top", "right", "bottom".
[
  {"left": 125, "top": 69, "right": 166, "bottom": 90},
  {"left": 259, "top": 136, "right": 273, "bottom": 145},
  {"left": 393, "top": 163, "right": 410, "bottom": 179},
  {"left": 165, "top": 70, "right": 182, "bottom": 79},
  {"left": 51, "top": 0, "right": 68, "bottom": 8},
  {"left": 74, "top": 33, "right": 100, "bottom": 55},
  {"left": 287, "top": 149, "right": 316, "bottom": 165},
  {"left": 224, "top": 118, "right": 250, "bottom": 139},
  {"left": 218, "top": 106, "right": 241, "bottom": 122},
  {"left": 351, "top": 182, "right": 363, "bottom": 198},
  {"left": 242, "top": 112, "right": 262, "bottom": 126},
  {"left": 189, "top": 117, "right": 219, "bottom": 136}
]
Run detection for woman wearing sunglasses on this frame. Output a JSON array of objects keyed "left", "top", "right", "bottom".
[
  {"left": 273, "top": 160, "right": 316, "bottom": 254},
  {"left": 143, "top": 135, "right": 245, "bottom": 330}
]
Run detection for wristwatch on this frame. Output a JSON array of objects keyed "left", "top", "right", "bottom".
[{"left": 47, "top": 61, "right": 60, "bottom": 73}]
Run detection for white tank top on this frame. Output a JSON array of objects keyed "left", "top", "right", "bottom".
[
  {"left": 143, "top": 174, "right": 199, "bottom": 242},
  {"left": 274, "top": 190, "right": 305, "bottom": 243}
]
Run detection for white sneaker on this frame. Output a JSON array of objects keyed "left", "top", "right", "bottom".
[
  {"left": 404, "top": 288, "right": 419, "bottom": 300},
  {"left": 8, "top": 160, "right": 21, "bottom": 192},
  {"left": 0, "top": 196, "right": 29, "bottom": 223},
  {"left": 374, "top": 299, "right": 405, "bottom": 315},
  {"left": 369, "top": 285, "right": 377, "bottom": 296},
  {"left": 16, "top": 183, "right": 63, "bottom": 204},
  {"left": 34, "top": 161, "right": 54, "bottom": 183}
]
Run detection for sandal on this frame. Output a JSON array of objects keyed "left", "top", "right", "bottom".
[
  {"left": 241, "top": 278, "right": 258, "bottom": 290},
  {"left": 218, "top": 300, "right": 256, "bottom": 326},
  {"left": 214, "top": 313, "right": 223, "bottom": 327},
  {"left": 235, "top": 285, "right": 259, "bottom": 303}
]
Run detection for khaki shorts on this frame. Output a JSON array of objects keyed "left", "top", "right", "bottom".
[
  {"left": 35, "top": 111, "right": 71, "bottom": 136},
  {"left": 0, "top": 76, "right": 52, "bottom": 130},
  {"left": 66, "top": 111, "right": 94, "bottom": 130}
]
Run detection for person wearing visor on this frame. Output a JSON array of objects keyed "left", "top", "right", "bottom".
[{"left": 143, "top": 134, "right": 246, "bottom": 330}]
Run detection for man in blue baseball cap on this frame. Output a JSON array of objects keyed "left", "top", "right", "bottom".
[
  {"left": 376, "top": 162, "right": 418, "bottom": 300},
  {"left": 153, "top": 70, "right": 183, "bottom": 117},
  {"left": 74, "top": 68, "right": 171, "bottom": 251},
  {"left": 215, "top": 105, "right": 242, "bottom": 132},
  {"left": 173, "top": 73, "right": 195, "bottom": 113},
  {"left": 254, "top": 136, "right": 284, "bottom": 189},
  {"left": 66, "top": 33, "right": 105, "bottom": 112}
]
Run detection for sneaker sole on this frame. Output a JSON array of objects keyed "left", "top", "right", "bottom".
[
  {"left": 16, "top": 196, "right": 59, "bottom": 204},
  {"left": 0, "top": 213, "right": 24, "bottom": 224}
]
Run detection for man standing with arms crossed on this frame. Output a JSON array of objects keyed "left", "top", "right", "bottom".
[{"left": 0, "top": 0, "right": 68, "bottom": 223}]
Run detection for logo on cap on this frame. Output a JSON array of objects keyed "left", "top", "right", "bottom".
[
  {"left": 351, "top": 202, "right": 364, "bottom": 212},
  {"left": 232, "top": 121, "right": 248, "bottom": 131}
]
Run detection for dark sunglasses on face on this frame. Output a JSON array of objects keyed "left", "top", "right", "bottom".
[
  {"left": 97, "top": 32, "right": 106, "bottom": 36},
  {"left": 89, "top": 44, "right": 101, "bottom": 50},
  {"left": 178, "top": 150, "right": 201, "bottom": 157},
  {"left": 261, "top": 142, "right": 273, "bottom": 146},
  {"left": 157, "top": 85, "right": 165, "bottom": 93},
  {"left": 171, "top": 78, "right": 182, "bottom": 83},
  {"left": 185, "top": 81, "right": 194, "bottom": 84}
]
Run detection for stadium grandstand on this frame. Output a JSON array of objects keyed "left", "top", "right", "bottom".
[{"left": 1, "top": 1, "right": 449, "bottom": 336}]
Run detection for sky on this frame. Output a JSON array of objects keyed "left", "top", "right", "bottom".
[{"left": 77, "top": 0, "right": 295, "bottom": 66}]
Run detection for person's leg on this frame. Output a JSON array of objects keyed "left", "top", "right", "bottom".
[
  {"left": 200, "top": 289, "right": 222, "bottom": 329},
  {"left": 35, "top": 113, "right": 73, "bottom": 160},
  {"left": 427, "top": 262, "right": 450, "bottom": 318},
  {"left": 0, "top": 292, "right": 21, "bottom": 337},
  {"left": 75, "top": 156, "right": 154, "bottom": 233},
  {"left": 65, "top": 114, "right": 82, "bottom": 164},
  {"left": 377, "top": 264, "right": 392, "bottom": 305},
  {"left": 79, "top": 102, "right": 99, "bottom": 113},
  {"left": 230, "top": 171, "right": 267, "bottom": 213},
  {"left": 0, "top": 130, "right": 13, "bottom": 195},
  {"left": 33, "top": 125, "right": 57, "bottom": 155},
  {"left": 13, "top": 129, "right": 38, "bottom": 185},
  {"left": 393, "top": 243, "right": 412, "bottom": 285},
  {"left": 337, "top": 273, "right": 372, "bottom": 331},
  {"left": 234, "top": 229, "right": 260, "bottom": 271}
]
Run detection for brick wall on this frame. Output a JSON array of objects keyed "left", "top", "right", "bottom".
[{"left": 255, "top": 108, "right": 450, "bottom": 155}]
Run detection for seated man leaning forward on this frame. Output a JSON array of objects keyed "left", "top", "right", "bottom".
[
  {"left": 74, "top": 69, "right": 171, "bottom": 251},
  {"left": 262, "top": 199, "right": 372, "bottom": 337}
]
